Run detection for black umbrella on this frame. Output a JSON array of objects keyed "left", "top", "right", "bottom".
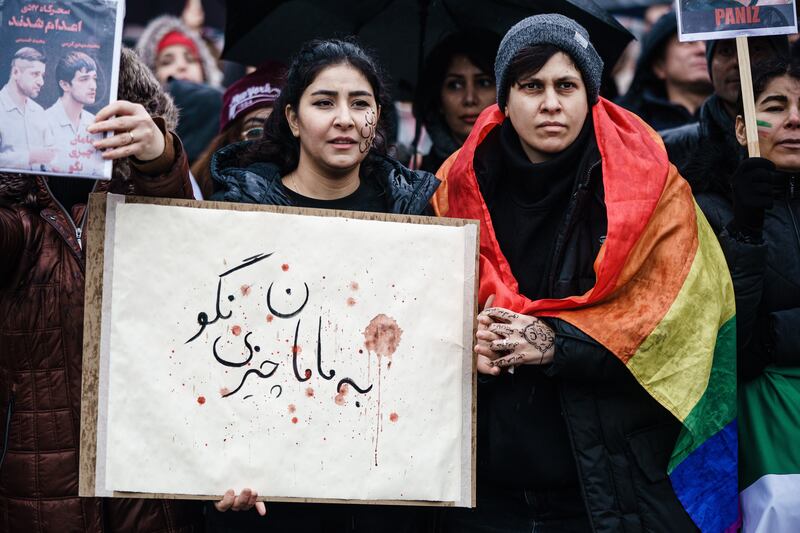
[{"left": 222, "top": 0, "right": 633, "bottom": 93}]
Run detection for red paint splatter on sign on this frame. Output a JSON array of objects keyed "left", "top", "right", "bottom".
[
  {"left": 305, "top": 369, "right": 312, "bottom": 379},
  {"left": 240, "top": 284, "right": 251, "bottom": 296},
  {"left": 292, "top": 345, "right": 302, "bottom": 355},
  {"left": 335, "top": 383, "right": 349, "bottom": 405},
  {"left": 266, "top": 314, "right": 274, "bottom": 323},
  {"left": 347, "top": 297, "right": 357, "bottom": 307},
  {"left": 291, "top": 417, "right": 298, "bottom": 424},
  {"left": 305, "top": 387, "right": 315, "bottom": 397},
  {"left": 363, "top": 314, "right": 403, "bottom": 359},
  {"left": 220, "top": 387, "right": 230, "bottom": 397},
  {"left": 288, "top": 404, "right": 296, "bottom": 414},
  {"left": 231, "top": 325, "right": 242, "bottom": 336},
  {"left": 281, "top": 264, "right": 290, "bottom": 271},
  {"left": 350, "top": 281, "right": 359, "bottom": 291},
  {"left": 197, "top": 396, "right": 206, "bottom": 405},
  {"left": 389, "top": 412, "right": 399, "bottom": 423}
]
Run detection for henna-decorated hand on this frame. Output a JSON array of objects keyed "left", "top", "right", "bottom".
[
  {"left": 475, "top": 306, "right": 555, "bottom": 372},
  {"left": 474, "top": 295, "right": 501, "bottom": 375}
]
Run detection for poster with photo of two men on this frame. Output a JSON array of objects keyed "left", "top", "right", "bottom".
[{"left": 0, "top": 0, "right": 124, "bottom": 180}]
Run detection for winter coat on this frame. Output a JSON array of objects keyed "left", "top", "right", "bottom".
[
  {"left": 209, "top": 142, "right": 440, "bottom": 215},
  {"left": 661, "top": 94, "right": 741, "bottom": 192},
  {"left": 436, "top": 112, "right": 698, "bottom": 533},
  {"left": 696, "top": 177, "right": 800, "bottom": 381},
  {"left": 0, "top": 138, "right": 203, "bottom": 532},
  {"left": 135, "top": 15, "right": 223, "bottom": 89},
  {"left": 617, "top": 12, "right": 702, "bottom": 132}
]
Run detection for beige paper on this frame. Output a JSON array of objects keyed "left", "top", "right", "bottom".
[{"left": 99, "top": 199, "right": 476, "bottom": 505}]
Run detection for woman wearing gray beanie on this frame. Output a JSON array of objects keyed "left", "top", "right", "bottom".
[{"left": 432, "top": 13, "right": 736, "bottom": 533}]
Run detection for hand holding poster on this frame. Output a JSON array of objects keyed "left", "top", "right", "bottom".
[{"left": 0, "top": 0, "right": 124, "bottom": 179}]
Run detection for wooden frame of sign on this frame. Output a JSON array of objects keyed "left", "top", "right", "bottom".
[{"left": 79, "top": 192, "right": 479, "bottom": 506}]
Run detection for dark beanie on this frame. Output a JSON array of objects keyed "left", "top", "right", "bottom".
[{"left": 495, "top": 14, "right": 604, "bottom": 107}]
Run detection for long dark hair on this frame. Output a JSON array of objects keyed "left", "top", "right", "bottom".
[
  {"left": 238, "top": 38, "right": 390, "bottom": 173},
  {"left": 413, "top": 29, "right": 500, "bottom": 122}
]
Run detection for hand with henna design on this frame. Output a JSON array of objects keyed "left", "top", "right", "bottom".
[
  {"left": 475, "top": 305, "right": 555, "bottom": 372},
  {"left": 474, "top": 295, "right": 502, "bottom": 375}
]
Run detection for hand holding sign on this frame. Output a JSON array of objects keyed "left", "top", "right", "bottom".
[{"left": 88, "top": 100, "right": 167, "bottom": 162}]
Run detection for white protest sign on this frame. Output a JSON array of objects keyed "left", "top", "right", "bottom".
[{"left": 80, "top": 194, "right": 477, "bottom": 507}]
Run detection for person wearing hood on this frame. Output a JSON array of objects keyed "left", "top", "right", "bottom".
[
  {"left": 661, "top": 35, "right": 789, "bottom": 189},
  {"left": 412, "top": 30, "right": 501, "bottom": 173},
  {"left": 192, "top": 61, "right": 285, "bottom": 199},
  {"left": 207, "top": 38, "right": 439, "bottom": 532},
  {"left": 136, "top": 15, "right": 224, "bottom": 164},
  {"left": 695, "top": 55, "right": 800, "bottom": 533},
  {"left": 0, "top": 48, "right": 202, "bottom": 532},
  {"left": 618, "top": 11, "right": 712, "bottom": 131},
  {"left": 432, "top": 14, "right": 736, "bottom": 533}
]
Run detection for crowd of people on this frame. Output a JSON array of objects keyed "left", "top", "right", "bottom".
[{"left": 1, "top": 1, "right": 799, "bottom": 532}]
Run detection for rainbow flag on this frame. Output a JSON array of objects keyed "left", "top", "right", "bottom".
[{"left": 433, "top": 99, "right": 738, "bottom": 532}]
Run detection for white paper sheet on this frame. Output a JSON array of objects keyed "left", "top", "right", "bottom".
[{"left": 101, "top": 200, "right": 474, "bottom": 504}]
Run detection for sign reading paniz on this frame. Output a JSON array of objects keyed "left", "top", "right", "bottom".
[{"left": 80, "top": 194, "right": 477, "bottom": 507}]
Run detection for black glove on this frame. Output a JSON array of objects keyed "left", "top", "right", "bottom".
[{"left": 729, "top": 157, "right": 777, "bottom": 239}]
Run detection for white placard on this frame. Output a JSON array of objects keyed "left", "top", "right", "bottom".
[{"left": 95, "top": 196, "right": 476, "bottom": 506}]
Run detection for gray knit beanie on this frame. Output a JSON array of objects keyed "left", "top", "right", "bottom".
[{"left": 495, "top": 14, "right": 604, "bottom": 108}]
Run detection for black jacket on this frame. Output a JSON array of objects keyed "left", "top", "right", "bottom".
[
  {"left": 661, "top": 94, "right": 741, "bottom": 192},
  {"left": 474, "top": 130, "right": 697, "bottom": 533},
  {"left": 209, "top": 142, "right": 439, "bottom": 215},
  {"left": 696, "top": 177, "right": 800, "bottom": 381}
]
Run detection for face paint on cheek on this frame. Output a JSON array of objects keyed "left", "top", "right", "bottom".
[
  {"left": 757, "top": 119, "right": 773, "bottom": 138},
  {"left": 359, "top": 109, "right": 377, "bottom": 153}
]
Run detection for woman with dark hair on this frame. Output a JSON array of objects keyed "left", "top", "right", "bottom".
[
  {"left": 413, "top": 30, "right": 500, "bottom": 173},
  {"left": 207, "top": 38, "right": 439, "bottom": 533},
  {"left": 211, "top": 39, "right": 438, "bottom": 217},
  {"left": 699, "top": 57, "right": 800, "bottom": 532},
  {"left": 433, "top": 14, "right": 736, "bottom": 533}
]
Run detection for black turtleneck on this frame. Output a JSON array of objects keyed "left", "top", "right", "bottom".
[
  {"left": 482, "top": 116, "right": 593, "bottom": 299},
  {"left": 475, "top": 116, "right": 593, "bottom": 491}
]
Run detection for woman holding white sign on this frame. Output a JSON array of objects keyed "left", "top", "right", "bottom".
[{"left": 207, "top": 38, "right": 440, "bottom": 532}]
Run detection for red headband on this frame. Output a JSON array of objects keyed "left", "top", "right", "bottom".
[{"left": 157, "top": 31, "right": 199, "bottom": 58}]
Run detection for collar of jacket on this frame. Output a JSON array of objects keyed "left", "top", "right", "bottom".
[
  {"left": 699, "top": 94, "right": 736, "bottom": 144},
  {"left": 208, "top": 141, "right": 440, "bottom": 215}
]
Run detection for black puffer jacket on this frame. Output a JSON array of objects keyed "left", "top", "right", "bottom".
[
  {"left": 473, "top": 132, "right": 697, "bottom": 533},
  {"left": 209, "top": 142, "right": 439, "bottom": 215},
  {"left": 661, "top": 94, "right": 740, "bottom": 192},
  {"left": 696, "top": 175, "right": 800, "bottom": 381}
]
